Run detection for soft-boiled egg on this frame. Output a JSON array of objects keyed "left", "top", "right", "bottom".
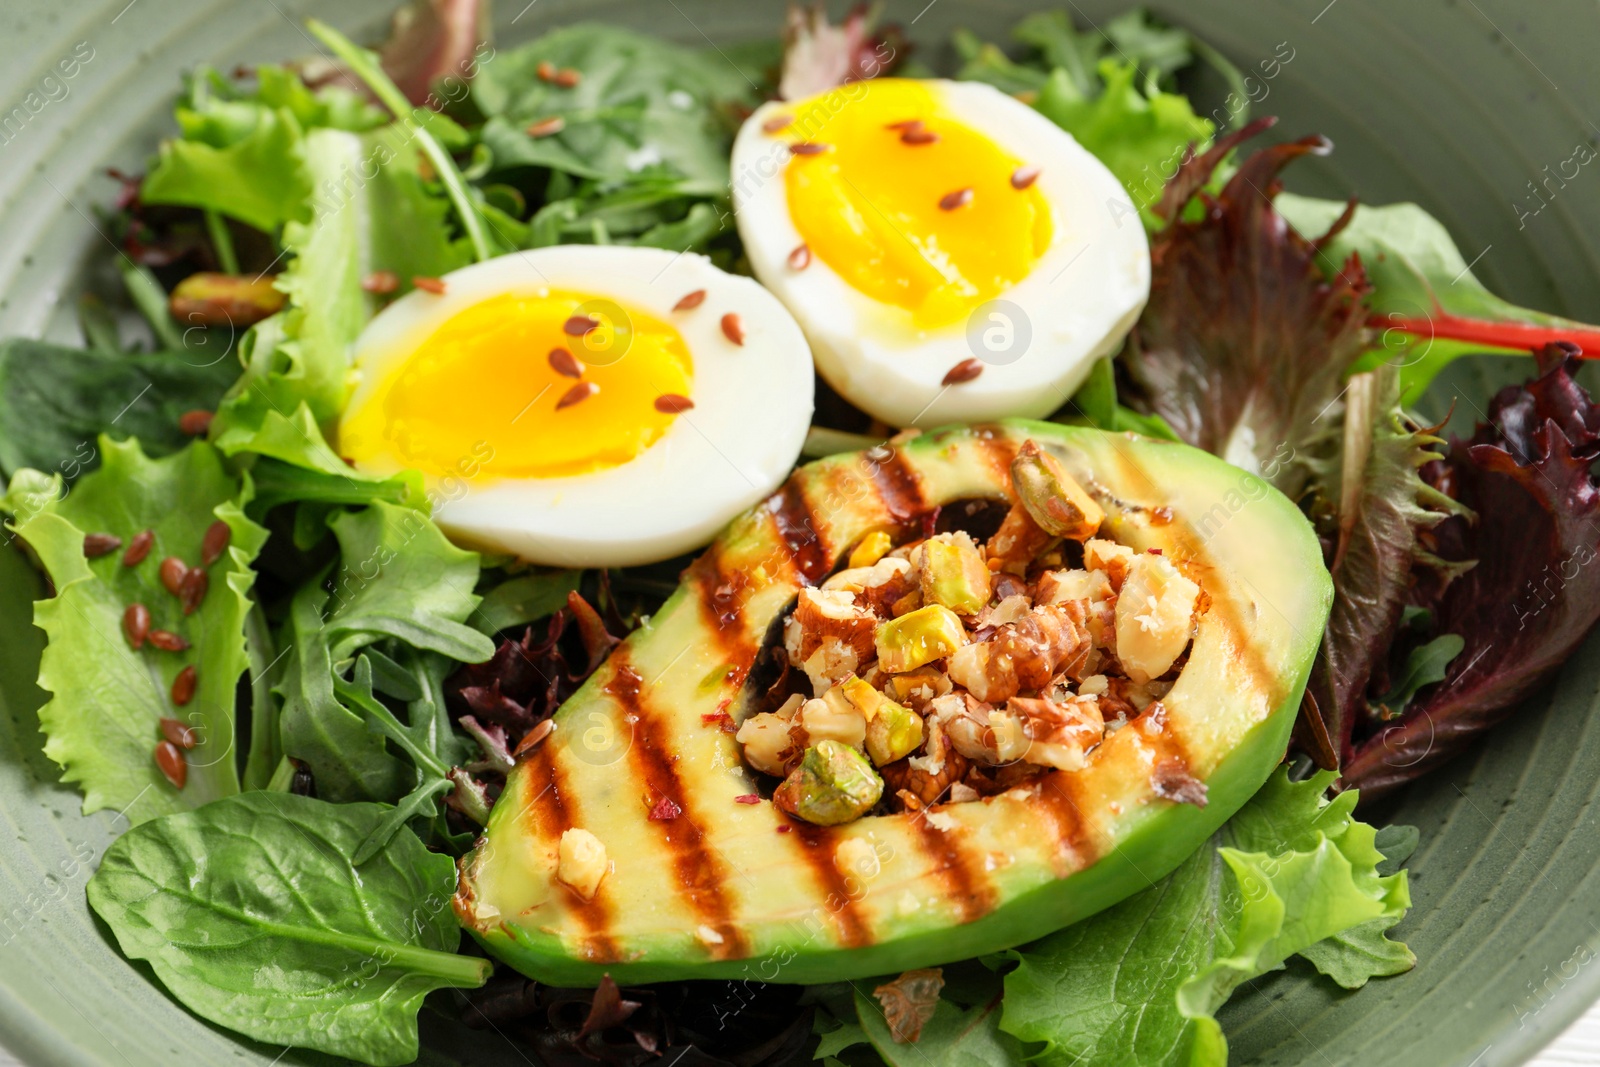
[
  {"left": 731, "top": 77, "right": 1150, "bottom": 428},
  {"left": 337, "top": 246, "right": 813, "bottom": 566}
]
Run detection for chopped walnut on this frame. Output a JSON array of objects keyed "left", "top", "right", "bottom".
[
  {"left": 735, "top": 437, "right": 1205, "bottom": 826},
  {"left": 882, "top": 718, "right": 967, "bottom": 807}
]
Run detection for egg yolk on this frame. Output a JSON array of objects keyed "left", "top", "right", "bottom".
[
  {"left": 779, "top": 79, "right": 1053, "bottom": 329},
  {"left": 339, "top": 290, "right": 693, "bottom": 480}
]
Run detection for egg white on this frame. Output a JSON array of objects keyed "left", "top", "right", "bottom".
[
  {"left": 731, "top": 78, "right": 1151, "bottom": 429},
  {"left": 340, "top": 246, "right": 814, "bottom": 567}
]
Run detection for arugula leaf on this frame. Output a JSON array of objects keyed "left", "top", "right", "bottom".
[
  {"left": 275, "top": 574, "right": 407, "bottom": 805},
  {"left": 472, "top": 568, "right": 583, "bottom": 636},
  {"left": 1277, "top": 193, "right": 1600, "bottom": 401},
  {"left": 325, "top": 501, "right": 494, "bottom": 663},
  {"left": 1371, "top": 633, "right": 1465, "bottom": 718},
  {"left": 474, "top": 25, "right": 756, "bottom": 195},
  {"left": 0, "top": 339, "right": 237, "bottom": 480},
  {"left": 86, "top": 791, "right": 490, "bottom": 1066},
  {"left": 277, "top": 501, "right": 492, "bottom": 803},
  {"left": 8, "top": 438, "right": 266, "bottom": 824},
  {"left": 999, "top": 770, "right": 1412, "bottom": 1067}
]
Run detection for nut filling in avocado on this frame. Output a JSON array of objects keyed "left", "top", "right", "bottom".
[{"left": 742, "top": 440, "right": 1204, "bottom": 826}]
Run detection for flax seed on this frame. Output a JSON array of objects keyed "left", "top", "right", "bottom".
[
  {"left": 939, "top": 187, "right": 974, "bottom": 211},
  {"left": 123, "top": 603, "right": 150, "bottom": 650},
  {"left": 556, "top": 381, "right": 599, "bottom": 410},
  {"left": 154, "top": 741, "right": 187, "bottom": 789},
  {"left": 548, "top": 348, "right": 584, "bottom": 378},
  {"left": 721, "top": 313, "right": 745, "bottom": 345},
  {"left": 673, "top": 289, "right": 707, "bottom": 311},
  {"left": 942, "top": 357, "right": 984, "bottom": 385},
  {"left": 83, "top": 533, "right": 122, "bottom": 558},
  {"left": 159, "top": 557, "right": 188, "bottom": 596},
  {"left": 201, "top": 520, "right": 231, "bottom": 566},
  {"left": 654, "top": 394, "right": 694, "bottom": 414},
  {"left": 148, "top": 630, "right": 190, "bottom": 652},
  {"left": 122, "top": 530, "right": 154, "bottom": 567},
  {"left": 177, "top": 410, "right": 213, "bottom": 436}
]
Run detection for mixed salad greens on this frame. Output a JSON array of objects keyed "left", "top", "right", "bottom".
[{"left": 3, "top": 2, "right": 1600, "bottom": 1065}]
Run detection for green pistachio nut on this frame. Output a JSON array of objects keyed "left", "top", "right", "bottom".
[
  {"left": 919, "top": 537, "right": 993, "bottom": 615},
  {"left": 1011, "top": 440, "right": 1104, "bottom": 540},
  {"left": 875, "top": 604, "right": 968, "bottom": 673},
  {"left": 775, "top": 740, "right": 885, "bottom": 826}
]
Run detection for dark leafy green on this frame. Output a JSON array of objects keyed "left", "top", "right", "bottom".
[
  {"left": 0, "top": 339, "right": 238, "bottom": 480},
  {"left": 86, "top": 791, "right": 490, "bottom": 1066}
]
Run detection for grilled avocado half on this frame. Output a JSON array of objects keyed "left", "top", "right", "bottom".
[{"left": 455, "top": 421, "right": 1332, "bottom": 985}]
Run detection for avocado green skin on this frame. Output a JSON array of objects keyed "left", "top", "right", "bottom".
[{"left": 458, "top": 421, "right": 1332, "bottom": 986}]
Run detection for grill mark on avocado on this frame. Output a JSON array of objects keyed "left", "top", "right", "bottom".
[
  {"left": 865, "top": 444, "right": 926, "bottom": 522},
  {"left": 790, "top": 826, "right": 874, "bottom": 947},
  {"left": 1038, "top": 773, "right": 1096, "bottom": 874},
  {"left": 690, "top": 548, "right": 758, "bottom": 674},
  {"left": 972, "top": 425, "right": 1023, "bottom": 491},
  {"left": 606, "top": 655, "right": 751, "bottom": 959},
  {"left": 522, "top": 747, "right": 621, "bottom": 961},
  {"left": 908, "top": 810, "right": 997, "bottom": 923},
  {"left": 769, "top": 479, "right": 830, "bottom": 585}
]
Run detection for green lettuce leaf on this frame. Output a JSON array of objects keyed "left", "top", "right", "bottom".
[
  {"left": 0, "top": 339, "right": 238, "bottom": 480},
  {"left": 1034, "top": 59, "right": 1212, "bottom": 223},
  {"left": 8, "top": 438, "right": 266, "bottom": 824},
  {"left": 210, "top": 118, "right": 472, "bottom": 464},
  {"left": 86, "top": 792, "right": 490, "bottom": 1067},
  {"left": 851, "top": 963, "right": 1024, "bottom": 1066},
  {"left": 276, "top": 501, "right": 493, "bottom": 804},
  {"left": 1276, "top": 193, "right": 1600, "bottom": 400},
  {"left": 999, "top": 769, "right": 1412, "bottom": 1067},
  {"left": 140, "top": 64, "right": 387, "bottom": 231}
]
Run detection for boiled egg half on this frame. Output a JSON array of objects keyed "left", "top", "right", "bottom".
[
  {"left": 731, "top": 77, "right": 1150, "bottom": 428},
  {"left": 337, "top": 247, "right": 813, "bottom": 566}
]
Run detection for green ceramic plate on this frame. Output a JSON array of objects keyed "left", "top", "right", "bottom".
[{"left": 2, "top": 1, "right": 1598, "bottom": 1064}]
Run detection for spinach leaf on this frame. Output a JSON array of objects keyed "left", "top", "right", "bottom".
[
  {"left": 86, "top": 791, "right": 490, "bottom": 1066},
  {"left": 7, "top": 438, "right": 266, "bottom": 824},
  {"left": 0, "top": 339, "right": 238, "bottom": 481},
  {"left": 474, "top": 24, "right": 756, "bottom": 194}
]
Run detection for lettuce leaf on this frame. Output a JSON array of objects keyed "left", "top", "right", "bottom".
[
  {"left": 998, "top": 770, "right": 1412, "bottom": 1066},
  {"left": 1121, "top": 124, "right": 1371, "bottom": 503},
  {"left": 1277, "top": 193, "right": 1600, "bottom": 402},
  {"left": 0, "top": 339, "right": 238, "bottom": 480},
  {"left": 1344, "top": 347, "right": 1600, "bottom": 795},
  {"left": 210, "top": 120, "right": 471, "bottom": 471},
  {"left": 1306, "top": 368, "right": 1465, "bottom": 767},
  {"left": 1034, "top": 59, "right": 1211, "bottom": 225},
  {"left": 7, "top": 438, "right": 266, "bottom": 824},
  {"left": 140, "top": 65, "right": 387, "bottom": 231}
]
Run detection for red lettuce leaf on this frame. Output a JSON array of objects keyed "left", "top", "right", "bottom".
[
  {"left": 1310, "top": 370, "right": 1463, "bottom": 768},
  {"left": 1123, "top": 118, "right": 1372, "bottom": 503},
  {"left": 1343, "top": 346, "right": 1600, "bottom": 796},
  {"left": 778, "top": 3, "right": 906, "bottom": 101}
]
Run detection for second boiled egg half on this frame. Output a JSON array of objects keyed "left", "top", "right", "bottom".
[
  {"left": 337, "top": 246, "right": 814, "bottom": 566},
  {"left": 731, "top": 77, "right": 1150, "bottom": 428}
]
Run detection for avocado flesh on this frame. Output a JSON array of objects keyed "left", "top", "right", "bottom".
[{"left": 455, "top": 421, "right": 1332, "bottom": 986}]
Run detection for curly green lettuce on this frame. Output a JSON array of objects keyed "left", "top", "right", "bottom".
[{"left": 5, "top": 437, "right": 266, "bottom": 824}]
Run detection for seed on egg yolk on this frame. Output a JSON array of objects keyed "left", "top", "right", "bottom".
[
  {"left": 779, "top": 79, "right": 1053, "bottom": 329},
  {"left": 339, "top": 290, "right": 692, "bottom": 480}
]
